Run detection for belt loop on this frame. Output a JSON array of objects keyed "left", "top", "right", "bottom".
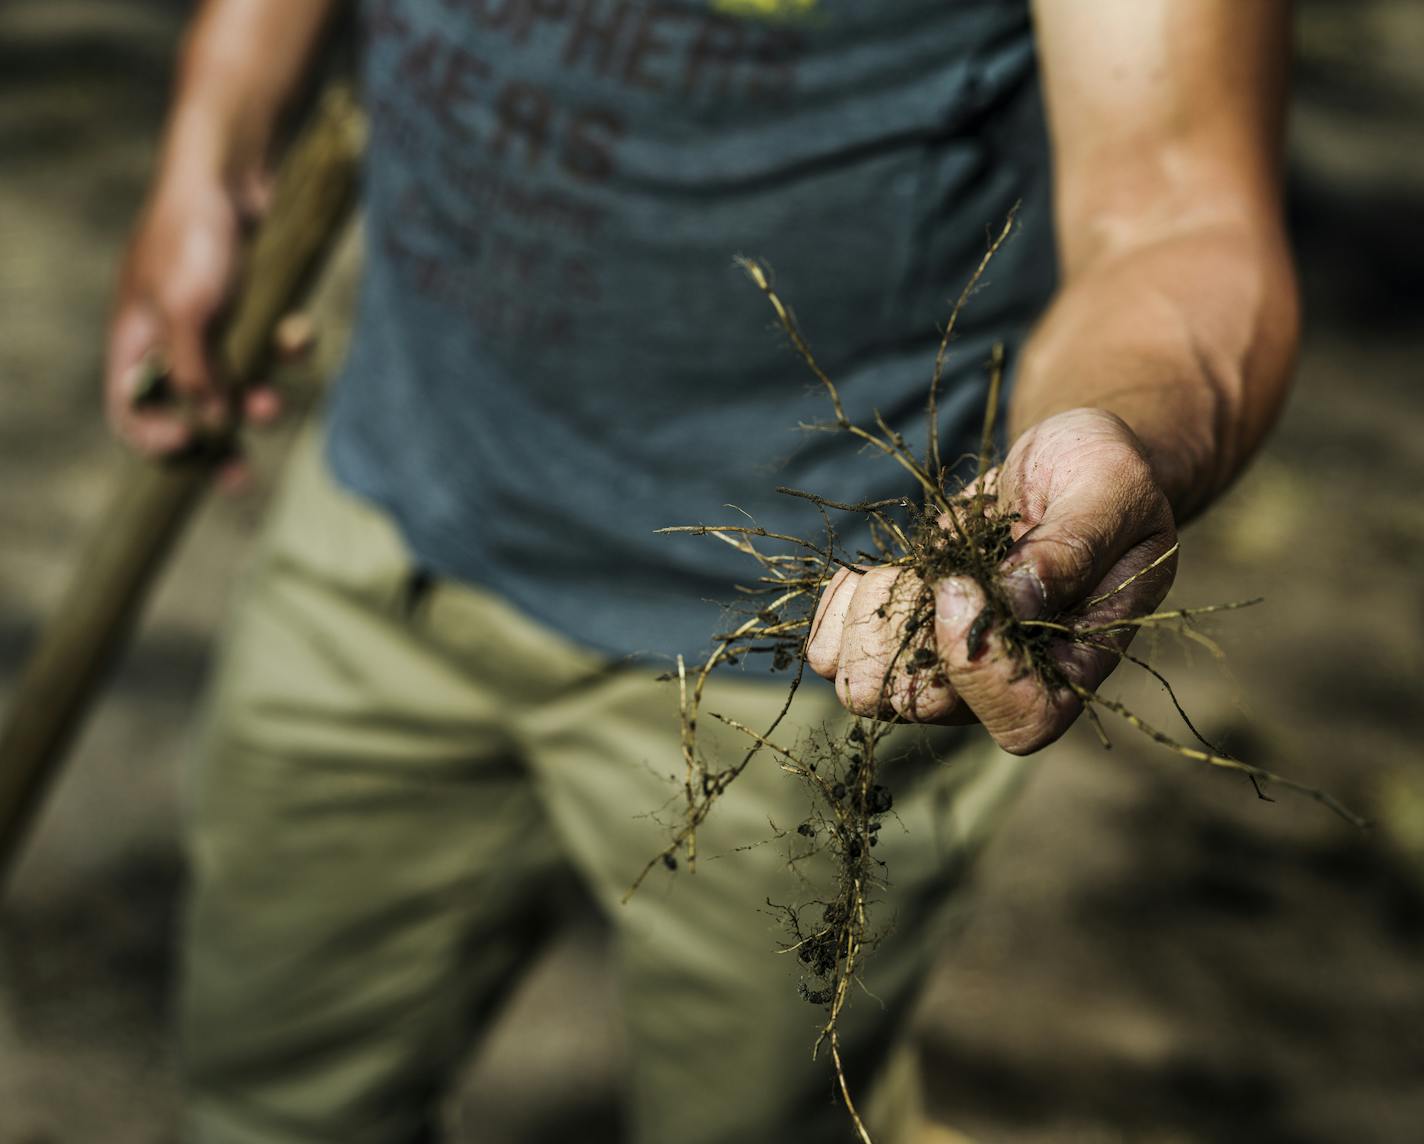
[{"left": 397, "top": 566, "right": 437, "bottom": 621}]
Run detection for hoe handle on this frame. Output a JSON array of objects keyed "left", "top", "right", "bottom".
[{"left": 0, "top": 88, "right": 366, "bottom": 885}]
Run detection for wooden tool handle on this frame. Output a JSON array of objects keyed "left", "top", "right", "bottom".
[{"left": 0, "top": 87, "right": 366, "bottom": 884}]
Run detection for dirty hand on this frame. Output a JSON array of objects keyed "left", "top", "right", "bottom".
[{"left": 806, "top": 408, "right": 1179, "bottom": 755}]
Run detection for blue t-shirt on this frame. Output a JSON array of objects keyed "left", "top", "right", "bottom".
[{"left": 327, "top": 0, "right": 1057, "bottom": 665}]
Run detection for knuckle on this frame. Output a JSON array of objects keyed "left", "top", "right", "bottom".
[
  {"left": 1063, "top": 644, "right": 1118, "bottom": 694},
  {"left": 844, "top": 668, "right": 883, "bottom": 716},
  {"left": 1122, "top": 475, "right": 1172, "bottom": 530},
  {"left": 996, "top": 691, "right": 1076, "bottom": 755},
  {"left": 1014, "top": 527, "right": 1101, "bottom": 597},
  {"left": 995, "top": 719, "right": 1048, "bottom": 756},
  {"left": 997, "top": 728, "right": 1048, "bottom": 757},
  {"left": 807, "top": 575, "right": 853, "bottom": 677},
  {"left": 153, "top": 284, "right": 192, "bottom": 319},
  {"left": 836, "top": 670, "right": 875, "bottom": 717},
  {"left": 166, "top": 371, "right": 209, "bottom": 396},
  {"left": 890, "top": 677, "right": 955, "bottom": 722},
  {"left": 1048, "top": 524, "right": 1101, "bottom": 573},
  {"left": 806, "top": 643, "right": 839, "bottom": 680},
  {"left": 857, "top": 566, "right": 899, "bottom": 601},
  {"left": 996, "top": 704, "right": 1055, "bottom": 753},
  {"left": 157, "top": 279, "right": 219, "bottom": 324}
]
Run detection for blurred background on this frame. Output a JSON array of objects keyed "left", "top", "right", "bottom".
[{"left": 2, "top": 2, "right": 1422, "bottom": 1141}]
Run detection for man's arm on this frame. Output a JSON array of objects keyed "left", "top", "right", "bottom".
[
  {"left": 1017, "top": 0, "right": 1298, "bottom": 521},
  {"left": 806, "top": 0, "right": 1298, "bottom": 754},
  {"left": 106, "top": 0, "right": 336, "bottom": 459}
]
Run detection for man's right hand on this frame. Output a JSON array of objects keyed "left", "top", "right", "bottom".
[
  {"left": 102, "top": 0, "right": 337, "bottom": 465},
  {"left": 104, "top": 172, "right": 258, "bottom": 458},
  {"left": 103, "top": 165, "right": 312, "bottom": 485}
]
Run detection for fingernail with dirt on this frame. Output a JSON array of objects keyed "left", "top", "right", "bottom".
[{"left": 1003, "top": 565, "right": 1047, "bottom": 620}]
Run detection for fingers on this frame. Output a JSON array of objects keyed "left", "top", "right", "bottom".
[
  {"left": 243, "top": 386, "right": 283, "bottom": 425},
  {"left": 807, "top": 566, "right": 965, "bottom": 722},
  {"left": 273, "top": 311, "right": 316, "bottom": 359},
  {"left": 241, "top": 310, "right": 316, "bottom": 427},
  {"left": 835, "top": 568, "right": 905, "bottom": 717},
  {"left": 106, "top": 252, "right": 227, "bottom": 453},
  {"left": 806, "top": 567, "right": 857, "bottom": 677},
  {"left": 106, "top": 307, "right": 194, "bottom": 457},
  {"left": 934, "top": 575, "right": 1108, "bottom": 754},
  {"left": 866, "top": 569, "right": 964, "bottom": 721},
  {"left": 927, "top": 411, "right": 1180, "bottom": 754},
  {"left": 106, "top": 302, "right": 312, "bottom": 457}
]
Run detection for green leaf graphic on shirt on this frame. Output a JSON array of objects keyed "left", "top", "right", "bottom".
[{"left": 713, "top": 0, "right": 818, "bottom": 22}]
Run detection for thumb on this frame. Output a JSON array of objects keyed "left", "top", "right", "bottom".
[
  {"left": 994, "top": 408, "right": 1178, "bottom": 619},
  {"left": 929, "top": 451, "right": 1174, "bottom": 754},
  {"left": 1001, "top": 477, "right": 1168, "bottom": 621},
  {"left": 933, "top": 572, "right": 1077, "bottom": 755}
]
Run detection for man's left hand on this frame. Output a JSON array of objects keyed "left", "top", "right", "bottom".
[{"left": 804, "top": 408, "right": 1178, "bottom": 755}]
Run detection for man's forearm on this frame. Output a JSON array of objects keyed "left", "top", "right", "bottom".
[
  {"left": 1010, "top": 218, "right": 1299, "bottom": 523},
  {"left": 1021, "top": 0, "right": 1296, "bottom": 526},
  {"left": 159, "top": 0, "right": 338, "bottom": 196}
]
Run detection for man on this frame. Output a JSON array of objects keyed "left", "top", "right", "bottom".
[{"left": 105, "top": 1, "right": 1297, "bottom": 1141}]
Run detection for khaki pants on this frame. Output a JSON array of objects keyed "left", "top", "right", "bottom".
[{"left": 179, "top": 429, "right": 1028, "bottom": 1144}]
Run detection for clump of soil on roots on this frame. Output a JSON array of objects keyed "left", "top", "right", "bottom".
[{"left": 625, "top": 210, "right": 1364, "bottom": 1144}]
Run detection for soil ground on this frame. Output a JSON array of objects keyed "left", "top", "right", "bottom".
[{"left": 2, "top": 3, "right": 1422, "bottom": 1142}]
